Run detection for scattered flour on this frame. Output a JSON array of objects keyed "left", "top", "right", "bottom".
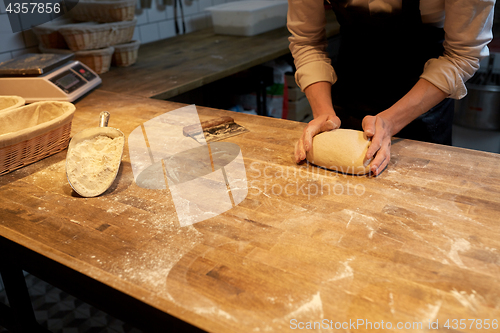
[
  {"left": 66, "top": 135, "right": 124, "bottom": 197},
  {"left": 389, "top": 292, "right": 395, "bottom": 315},
  {"left": 450, "top": 289, "right": 484, "bottom": 313},
  {"left": 448, "top": 238, "right": 471, "bottom": 269},
  {"left": 284, "top": 292, "right": 324, "bottom": 320},
  {"left": 192, "top": 306, "right": 237, "bottom": 321},
  {"left": 420, "top": 300, "right": 442, "bottom": 323},
  {"left": 328, "top": 259, "right": 354, "bottom": 282}
]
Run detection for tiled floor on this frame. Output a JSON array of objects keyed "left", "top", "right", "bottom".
[{"left": 0, "top": 273, "right": 143, "bottom": 333}]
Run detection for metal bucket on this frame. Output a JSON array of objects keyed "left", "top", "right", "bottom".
[{"left": 455, "top": 54, "right": 500, "bottom": 130}]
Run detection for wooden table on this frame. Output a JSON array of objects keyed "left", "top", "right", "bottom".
[
  {"left": 98, "top": 12, "right": 340, "bottom": 100},
  {"left": 1, "top": 90, "right": 500, "bottom": 332}
]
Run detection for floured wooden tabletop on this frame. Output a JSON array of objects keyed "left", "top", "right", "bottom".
[{"left": 0, "top": 90, "right": 499, "bottom": 332}]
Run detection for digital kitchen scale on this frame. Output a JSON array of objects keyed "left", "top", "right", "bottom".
[{"left": 0, "top": 53, "right": 102, "bottom": 103}]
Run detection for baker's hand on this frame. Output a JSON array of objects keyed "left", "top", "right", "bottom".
[
  {"left": 362, "top": 115, "right": 393, "bottom": 176},
  {"left": 295, "top": 114, "right": 341, "bottom": 164}
]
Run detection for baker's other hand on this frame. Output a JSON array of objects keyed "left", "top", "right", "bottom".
[
  {"left": 295, "top": 113, "right": 341, "bottom": 164},
  {"left": 362, "top": 115, "right": 393, "bottom": 176}
]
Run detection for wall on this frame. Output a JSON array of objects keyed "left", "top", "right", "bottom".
[{"left": 0, "top": 0, "right": 236, "bottom": 63}]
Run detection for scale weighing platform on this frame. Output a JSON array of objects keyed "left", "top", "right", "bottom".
[{"left": 0, "top": 53, "right": 102, "bottom": 103}]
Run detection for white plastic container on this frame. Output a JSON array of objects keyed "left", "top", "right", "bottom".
[{"left": 205, "top": 1, "right": 288, "bottom": 36}]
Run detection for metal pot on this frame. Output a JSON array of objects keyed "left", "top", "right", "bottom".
[{"left": 455, "top": 54, "right": 500, "bottom": 130}]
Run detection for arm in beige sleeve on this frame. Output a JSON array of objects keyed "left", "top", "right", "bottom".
[
  {"left": 420, "top": 0, "right": 495, "bottom": 99},
  {"left": 288, "top": 0, "right": 342, "bottom": 164},
  {"left": 364, "top": 0, "right": 494, "bottom": 175},
  {"left": 287, "top": 0, "right": 337, "bottom": 91},
  {"left": 372, "top": 0, "right": 495, "bottom": 139}
]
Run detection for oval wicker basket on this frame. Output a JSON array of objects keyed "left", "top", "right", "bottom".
[
  {"left": 39, "top": 45, "right": 115, "bottom": 74},
  {"left": 58, "top": 19, "right": 137, "bottom": 51},
  {"left": 0, "top": 101, "right": 76, "bottom": 175},
  {"left": 0, "top": 96, "right": 25, "bottom": 113},
  {"left": 32, "top": 18, "right": 76, "bottom": 49},
  {"left": 112, "top": 40, "right": 140, "bottom": 67},
  {"left": 73, "top": 47, "right": 115, "bottom": 74},
  {"left": 68, "top": 0, "right": 137, "bottom": 23}
]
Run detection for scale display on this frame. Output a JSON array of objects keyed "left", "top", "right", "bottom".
[
  {"left": 50, "top": 65, "right": 93, "bottom": 94},
  {"left": 54, "top": 73, "right": 80, "bottom": 91}
]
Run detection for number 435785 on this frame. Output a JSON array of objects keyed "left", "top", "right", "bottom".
[
  {"left": 6, "top": 2, "right": 61, "bottom": 14},
  {"left": 444, "top": 319, "right": 498, "bottom": 330}
]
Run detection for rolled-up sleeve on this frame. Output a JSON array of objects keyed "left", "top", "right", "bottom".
[
  {"left": 420, "top": 0, "right": 495, "bottom": 99},
  {"left": 287, "top": 0, "right": 337, "bottom": 91}
]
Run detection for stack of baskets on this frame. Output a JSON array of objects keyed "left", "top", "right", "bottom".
[
  {"left": 0, "top": 96, "right": 76, "bottom": 175},
  {"left": 33, "top": 0, "right": 141, "bottom": 74}
]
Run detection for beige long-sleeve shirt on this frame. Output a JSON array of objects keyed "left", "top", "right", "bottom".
[{"left": 287, "top": 0, "right": 495, "bottom": 99}]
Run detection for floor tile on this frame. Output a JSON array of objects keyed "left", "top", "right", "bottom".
[{"left": 0, "top": 274, "right": 143, "bottom": 332}]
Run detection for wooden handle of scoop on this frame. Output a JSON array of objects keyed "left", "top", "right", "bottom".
[{"left": 183, "top": 116, "right": 234, "bottom": 137}]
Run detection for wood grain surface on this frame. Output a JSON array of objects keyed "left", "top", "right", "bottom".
[
  {"left": 98, "top": 12, "right": 340, "bottom": 100},
  {"left": 1, "top": 89, "right": 500, "bottom": 332}
]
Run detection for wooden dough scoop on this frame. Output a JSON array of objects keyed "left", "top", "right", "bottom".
[
  {"left": 306, "top": 129, "right": 372, "bottom": 176},
  {"left": 66, "top": 111, "right": 125, "bottom": 197}
]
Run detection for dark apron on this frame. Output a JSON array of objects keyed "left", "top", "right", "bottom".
[{"left": 330, "top": 0, "right": 454, "bottom": 145}]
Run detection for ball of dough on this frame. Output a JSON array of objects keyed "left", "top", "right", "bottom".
[{"left": 306, "top": 129, "right": 371, "bottom": 175}]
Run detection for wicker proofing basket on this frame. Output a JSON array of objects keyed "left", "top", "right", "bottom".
[
  {"left": 32, "top": 18, "right": 78, "bottom": 49},
  {"left": 0, "top": 101, "right": 76, "bottom": 176},
  {"left": 0, "top": 96, "right": 25, "bottom": 113},
  {"left": 76, "top": 47, "right": 115, "bottom": 74},
  {"left": 68, "top": 0, "right": 137, "bottom": 23},
  {"left": 58, "top": 18, "right": 137, "bottom": 51},
  {"left": 33, "top": 25, "right": 69, "bottom": 49},
  {"left": 39, "top": 45, "right": 115, "bottom": 74},
  {"left": 112, "top": 40, "right": 140, "bottom": 67}
]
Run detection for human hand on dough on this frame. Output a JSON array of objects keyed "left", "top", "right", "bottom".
[
  {"left": 362, "top": 114, "right": 393, "bottom": 176},
  {"left": 294, "top": 113, "right": 341, "bottom": 164}
]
